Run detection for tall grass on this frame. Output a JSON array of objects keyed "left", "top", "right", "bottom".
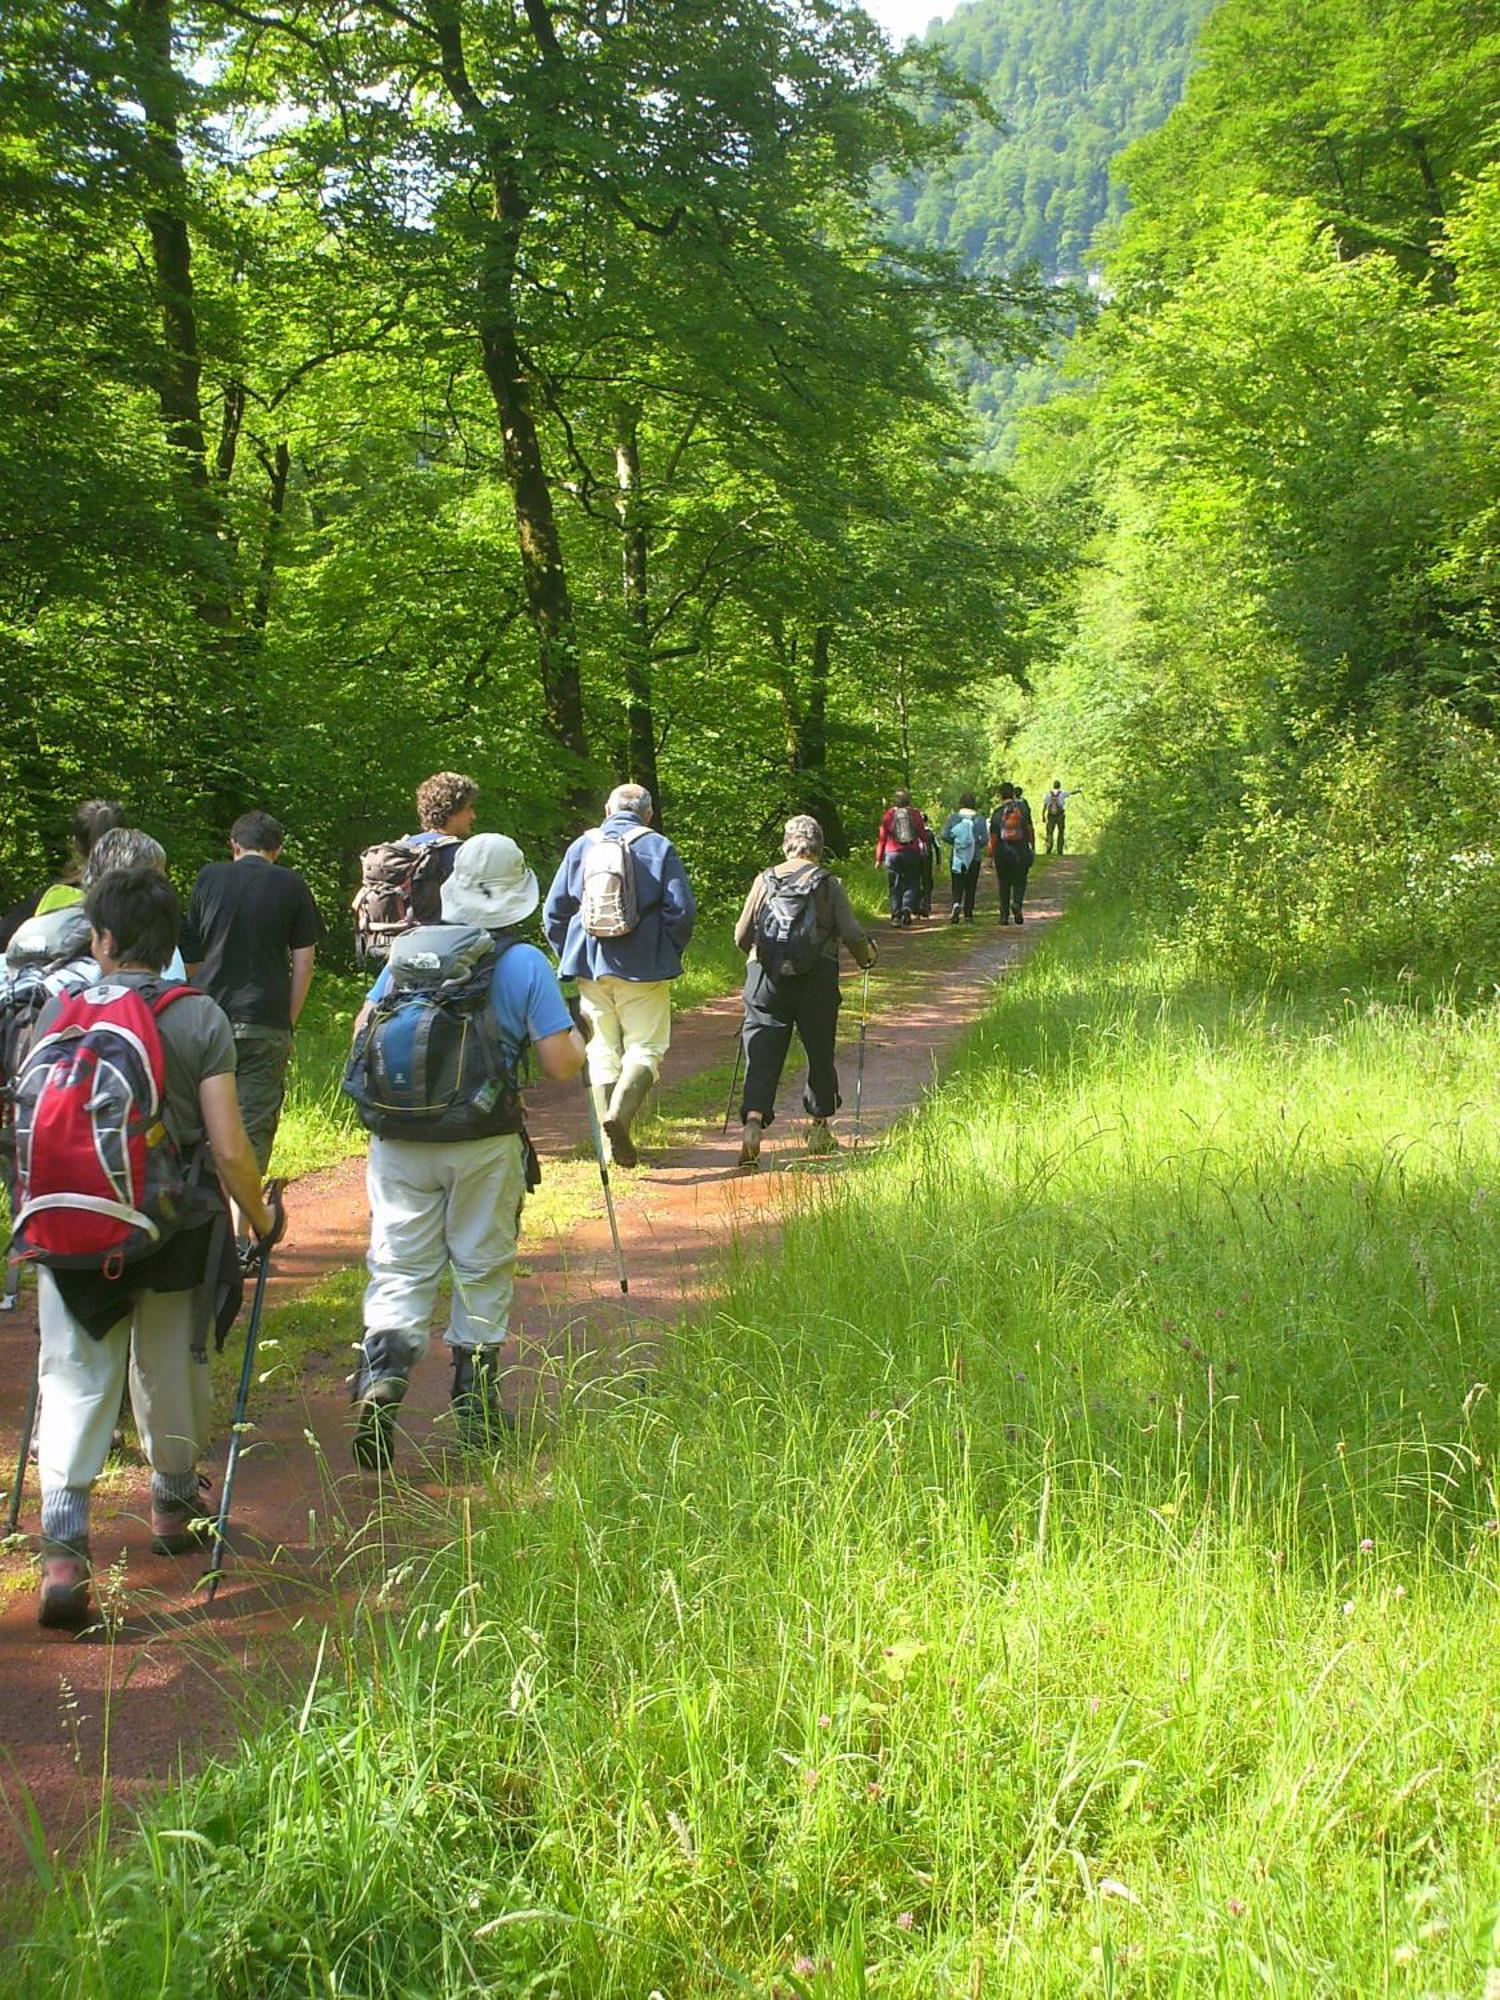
[{"left": 11, "top": 872, "right": 1500, "bottom": 1995}]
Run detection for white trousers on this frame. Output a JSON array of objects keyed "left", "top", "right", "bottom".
[
  {"left": 363, "top": 1131, "right": 527, "bottom": 1354},
  {"left": 577, "top": 976, "right": 673, "bottom": 1090},
  {"left": 37, "top": 1273, "right": 213, "bottom": 1495}
]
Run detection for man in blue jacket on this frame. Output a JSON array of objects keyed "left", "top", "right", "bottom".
[{"left": 543, "top": 785, "right": 696, "bottom": 1168}]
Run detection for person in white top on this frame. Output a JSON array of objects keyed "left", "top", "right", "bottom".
[{"left": 1042, "top": 782, "right": 1080, "bottom": 856}]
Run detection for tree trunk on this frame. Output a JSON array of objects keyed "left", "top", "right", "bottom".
[
  {"left": 791, "top": 625, "right": 846, "bottom": 854},
  {"left": 614, "top": 413, "right": 662, "bottom": 817},
  {"left": 250, "top": 441, "right": 290, "bottom": 633},
  {"left": 124, "top": 0, "right": 232, "bottom": 631}
]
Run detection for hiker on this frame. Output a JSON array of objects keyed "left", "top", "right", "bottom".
[
  {"left": 543, "top": 784, "right": 696, "bottom": 1169},
  {"left": 732, "top": 815, "right": 876, "bottom": 1168},
  {"left": 353, "top": 770, "right": 478, "bottom": 964},
  {"left": 989, "top": 783, "right": 1036, "bottom": 925},
  {"left": 875, "top": 790, "right": 928, "bottom": 927},
  {"left": 1, "top": 800, "right": 130, "bottom": 951},
  {"left": 13, "top": 866, "right": 280, "bottom": 1629},
  {"left": 940, "top": 793, "right": 987, "bottom": 924},
  {"left": 181, "top": 810, "right": 325, "bottom": 1185},
  {"left": 1041, "top": 780, "right": 1079, "bottom": 856},
  {"left": 344, "top": 834, "right": 586, "bottom": 1465},
  {"left": 82, "top": 827, "right": 188, "bottom": 980},
  {"left": 916, "top": 817, "right": 940, "bottom": 918}
]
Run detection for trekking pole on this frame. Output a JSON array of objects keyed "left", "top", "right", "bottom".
[
  {"left": 555, "top": 971, "right": 630, "bottom": 1299},
  {"left": 203, "top": 1182, "right": 283, "bottom": 1604},
  {"left": 853, "top": 966, "right": 871, "bottom": 1146},
  {"left": 721, "top": 1027, "right": 744, "bottom": 1135},
  {"left": 581, "top": 1075, "right": 629, "bottom": 1298},
  {"left": 5, "top": 1351, "right": 38, "bottom": 1537}
]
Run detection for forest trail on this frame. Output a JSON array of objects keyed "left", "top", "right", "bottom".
[{"left": 0, "top": 858, "right": 1083, "bottom": 1899}]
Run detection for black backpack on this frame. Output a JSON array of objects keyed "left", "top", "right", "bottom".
[
  {"left": 342, "top": 924, "right": 525, "bottom": 1143},
  {"left": 753, "top": 867, "right": 829, "bottom": 983},
  {"left": 352, "top": 837, "right": 457, "bottom": 964}
]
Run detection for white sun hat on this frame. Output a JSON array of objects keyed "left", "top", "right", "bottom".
[{"left": 439, "top": 833, "right": 539, "bottom": 930}]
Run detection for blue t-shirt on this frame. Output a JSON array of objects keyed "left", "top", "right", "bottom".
[{"left": 367, "top": 937, "right": 572, "bottom": 1066}]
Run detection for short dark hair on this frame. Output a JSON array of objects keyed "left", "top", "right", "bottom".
[
  {"left": 959, "top": 791, "right": 976, "bottom": 809},
  {"left": 231, "top": 810, "right": 284, "bottom": 853},
  {"left": 71, "top": 798, "right": 127, "bottom": 863},
  {"left": 415, "top": 772, "right": 478, "bottom": 831},
  {"left": 999, "top": 783, "right": 1015, "bottom": 800},
  {"left": 892, "top": 788, "right": 911, "bottom": 808},
  {"left": 85, "top": 867, "right": 180, "bottom": 971}
]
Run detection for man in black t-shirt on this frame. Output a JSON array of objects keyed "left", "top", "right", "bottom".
[{"left": 181, "top": 809, "right": 326, "bottom": 1175}]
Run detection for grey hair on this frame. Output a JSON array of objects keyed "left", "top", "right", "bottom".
[
  {"left": 783, "top": 814, "right": 824, "bottom": 859},
  {"left": 606, "top": 783, "right": 652, "bottom": 821},
  {"left": 83, "top": 826, "right": 167, "bottom": 889}
]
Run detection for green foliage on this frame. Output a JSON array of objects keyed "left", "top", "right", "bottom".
[
  {"left": 886, "top": 0, "right": 1215, "bottom": 456},
  {"left": 1010, "top": 0, "right": 1500, "bottom": 986},
  {"left": 11, "top": 899, "right": 1500, "bottom": 1995}
]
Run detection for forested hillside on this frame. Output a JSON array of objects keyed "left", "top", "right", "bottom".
[
  {"left": 0, "top": 0, "right": 1060, "bottom": 934},
  {"left": 887, "top": 0, "right": 1215, "bottom": 453},
  {"left": 1012, "top": 0, "right": 1500, "bottom": 978}
]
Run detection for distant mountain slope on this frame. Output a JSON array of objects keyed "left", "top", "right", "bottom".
[{"left": 890, "top": 0, "right": 1216, "bottom": 452}]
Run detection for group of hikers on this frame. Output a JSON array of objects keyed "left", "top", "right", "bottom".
[
  {"left": 874, "top": 780, "right": 1077, "bottom": 929},
  {"left": 0, "top": 769, "right": 1072, "bottom": 1630}
]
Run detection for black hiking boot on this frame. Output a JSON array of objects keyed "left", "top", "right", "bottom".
[
  {"left": 351, "top": 1331, "right": 416, "bottom": 1470},
  {"left": 450, "top": 1347, "right": 515, "bottom": 1451}
]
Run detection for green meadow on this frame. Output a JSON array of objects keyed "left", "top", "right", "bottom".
[{"left": 9, "top": 863, "right": 1500, "bottom": 1996}]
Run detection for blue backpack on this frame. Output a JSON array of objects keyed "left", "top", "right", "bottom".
[
  {"left": 950, "top": 813, "right": 980, "bottom": 870},
  {"left": 342, "top": 924, "right": 524, "bottom": 1143}
]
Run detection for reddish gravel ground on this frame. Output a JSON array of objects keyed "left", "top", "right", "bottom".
[{"left": 0, "top": 858, "right": 1082, "bottom": 1909}]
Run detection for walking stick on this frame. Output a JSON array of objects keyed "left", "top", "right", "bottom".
[
  {"left": 5, "top": 1352, "right": 38, "bottom": 1538},
  {"left": 558, "top": 971, "right": 630, "bottom": 1298},
  {"left": 721, "top": 1028, "right": 745, "bottom": 1134},
  {"left": 203, "top": 1183, "right": 283, "bottom": 1603},
  {"left": 853, "top": 966, "right": 871, "bottom": 1145},
  {"left": 581, "top": 1075, "right": 629, "bottom": 1297}
]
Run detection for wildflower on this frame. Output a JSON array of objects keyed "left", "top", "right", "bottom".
[
  {"left": 803, "top": 1768, "right": 820, "bottom": 1788},
  {"left": 896, "top": 1911, "right": 915, "bottom": 1931},
  {"left": 817, "top": 1713, "right": 832, "bottom": 1729},
  {"left": 1341, "top": 1599, "right": 1356, "bottom": 1616},
  {"left": 1227, "top": 1898, "right": 1246, "bottom": 1918},
  {"left": 1393, "top": 1584, "right": 1407, "bottom": 1600},
  {"left": 1359, "top": 1537, "right": 1375, "bottom": 1553},
  {"left": 867, "top": 1781, "right": 882, "bottom": 1800},
  {"left": 794, "top": 1956, "right": 817, "bottom": 1976}
]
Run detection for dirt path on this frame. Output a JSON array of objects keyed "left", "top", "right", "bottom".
[{"left": 0, "top": 858, "right": 1083, "bottom": 1900}]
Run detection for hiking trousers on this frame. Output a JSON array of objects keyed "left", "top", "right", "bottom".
[
  {"left": 1045, "top": 812, "right": 1065, "bottom": 856},
  {"left": 363, "top": 1131, "right": 528, "bottom": 1355},
  {"left": 739, "top": 958, "right": 842, "bottom": 1130},
  {"left": 232, "top": 1024, "right": 293, "bottom": 1173},
  {"left": 36, "top": 1274, "right": 213, "bottom": 1531},
  {"left": 994, "top": 850, "right": 1031, "bottom": 921},
  {"left": 885, "top": 852, "right": 922, "bottom": 920},
  {"left": 576, "top": 976, "right": 673, "bottom": 1091},
  {"left": 950, "top": 860, "right": 981, "bottom": 920}
]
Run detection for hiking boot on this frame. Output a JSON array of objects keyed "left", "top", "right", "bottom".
[
  {"left": 603, "top": 1061, "right": 654, "bottom": 1170},
  {"left": 450, "top": 1347, "right": 515, "bottom": 1451},
  {"left": 151, "top": 1475, "right": 213, "bottom": 1556},
  {"left": 805, "top": 1119, "right": 839, "bottom": 1156},
  {"left": 901, "top": 911, "right": 914, "bottom": 928},
  {"left": 949, "top": 904, "right": 962, "bottom": 924},
  {"left": 38, "top": 1544, "right": 92, "bottom": 1632},
  {"left": 351, "top": 1330, "right": 417, "bottom": 1470},
  {"left": 738, "top": 1112, "right": 764, "bottom": 1170}
]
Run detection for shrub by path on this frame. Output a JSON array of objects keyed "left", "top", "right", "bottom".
[{"left": 0, "top": 860, "right": 1082, "bottom": 1895}]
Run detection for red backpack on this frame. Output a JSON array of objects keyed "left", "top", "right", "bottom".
[
  {"left": 998, "top": 800, "right": 1030, "bottom": 846},
  {"left": 11, "top": 981, "right": 198, "bottom": 1274}
]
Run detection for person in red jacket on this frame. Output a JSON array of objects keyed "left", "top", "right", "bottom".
[{"left": 875, "top": 790, "right": 929, "bottom": 928}]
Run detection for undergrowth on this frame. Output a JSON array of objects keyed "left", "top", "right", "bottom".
[{"left": 12, "top": 858, "right": 1500, "bottom": 1995}]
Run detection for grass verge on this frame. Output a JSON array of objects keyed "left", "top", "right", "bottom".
[{"left": 19, "top": 863, "right": 1497, "bottom": 1995}]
